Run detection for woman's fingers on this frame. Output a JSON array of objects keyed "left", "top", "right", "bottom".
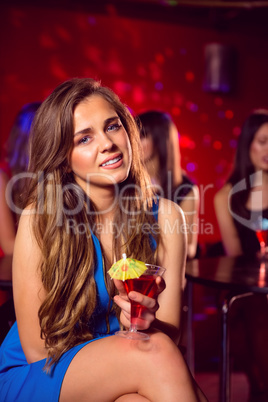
[
  {"left": 113, "top": 294, "right": 130, "bottom": 312},
  {"left": 128, "top": 292, "right": 159, "bottom": 312},
  {"left": 113, "top": 279, "right": 126, "bottom": 294},
  {"left": 113, "top": 277, "right": 164, "bottom": 330},
  {"left": 156, "top": 276, "right": 166, "bottom": 294}
]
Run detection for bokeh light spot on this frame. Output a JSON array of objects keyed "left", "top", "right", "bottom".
[
  {"left": 155, "top": 53, "right": 165, "bottom": 64},
  {"left": 171, "top": 106, "right": 181, "bottom": 116},
  {"left": 213, "top": 141, "right": 222, "bottom": 150},
  {"left": 88, "top": 17, "right": 96, "bottom": 25},
  {"left": 113, "top": 81, "right": 131, "bottom": 96},
  {"left": 185, "top": 71, "right": 195, "bottom": 82},
  {"left": 225, "top": 110, "right": 234, "bottom": 119},
  {"left": 174, "top": 92, "right": 184, "bottom": 106},
  {"left": 155, "top": 82, "right": 163, "bottom": 91},
  {"left": 203, "top": 134, "right": 211, "bottom": 146},
  {"left": 217, "top": 110, "right": 225, "bottom": 119},
  {"left": 214, "top": 97, "right": 223, "bottom": 106},
  {"left": 229, "top": 139, "right": 237, "bottom": 148},
  {"left": 186, "top": 162, "right": 196, "bottom": 172},
  {"left": 233, "top": 126, "right": 241, "bottom": 136},
  {"left": 186, "top": 102, "right": 198, "bottom": 112},
  {"left": 133, "top": 86, "right": 145, "bottom": 103},
  {"left": 180, "top": 135, "right": 196, "bottom": 149},
  {"left": 215, "top": 164, "right": 224, "bottom": 173}
]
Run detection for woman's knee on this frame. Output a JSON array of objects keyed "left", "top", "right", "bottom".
[{"left": 137, "top": 331, "right": 185, "bottom": 371}]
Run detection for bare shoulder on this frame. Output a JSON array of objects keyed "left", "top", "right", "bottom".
[
  {"left": 158, "top": 197, "right": 185, "bottom": 231},
  {"left": 17, "top": 205, "right": 37, "bottom": 237},
  {"left": 191, "top": 184, "right": 200, "bottom": 198},
  {"left": 214, "top": 183, "right": 232, "bottom": 207},
  {"left": 13, "top": 206, "right": 41, "bottom": 274}
]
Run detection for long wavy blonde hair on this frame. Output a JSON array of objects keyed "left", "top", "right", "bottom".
[{"left": 25, "top": 78, "right": 159, "bottom": 368}]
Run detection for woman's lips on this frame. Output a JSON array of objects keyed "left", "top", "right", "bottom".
[{"left": 100, "top": 154, "right": 123, "bottom": 169}]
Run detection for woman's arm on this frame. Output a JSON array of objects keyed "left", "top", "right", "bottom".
[
  {"left": 214, "top": 184, "right": 243, "bottom": 257},
  {"left": 0, "top": 170, "right": 16, "bottom": 255},
  {"left": 113, "top": 198, "right": 186, "bottom": 344},
  {"left": 180, "top": 185, "right": 200, "bottom": 259},
  {"left": 12, "top": 209, "right": 47, "bottom": 363},
  {"left": 153, "top": 197, "right": 187, "bottom": 343}
]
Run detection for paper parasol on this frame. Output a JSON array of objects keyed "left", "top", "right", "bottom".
[{"left": 108, "top": 253, "right": 147, "bottom": 281}]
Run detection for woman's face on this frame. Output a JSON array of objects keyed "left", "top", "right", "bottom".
[
  {"left": 70, "top": 94, "right": 132, "bottom": 193},
  {"left": 249, "top": 122, "right": 268, "bottom": 172}
]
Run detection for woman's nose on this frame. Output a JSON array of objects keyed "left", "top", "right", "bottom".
[{"left": 98, "top": 132, "right": 113, "bottom": 152}]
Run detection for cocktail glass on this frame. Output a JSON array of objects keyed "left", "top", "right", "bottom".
[
  {"left": 256, "top": 229, "right": 268, "bottom": 260},
  {"left": 253, "top": 217, "right": 268, "bottom": 261},
  {"left": 115, "top": 264, "right": 166, "bottom": 340}
]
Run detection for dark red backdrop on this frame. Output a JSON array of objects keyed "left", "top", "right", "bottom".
[{"left": 1, "top": 3, "right": 268, "bottom": 249}]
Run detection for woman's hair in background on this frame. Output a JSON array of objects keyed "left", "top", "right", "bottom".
[
  {"left": 7, "top": 102, "right": 42, "bottom": 175},
  {"left": 26, "top": 78, "right": 158, "bottom": 369},
  {"left": 136, "top": 110, "right": 174, "bottom": 195},
  {"left": 6, "top": 102, "right": 42, "bottom": 209},
  {"left": 228, "top": 109, "right": 268, "bottom": 217}
]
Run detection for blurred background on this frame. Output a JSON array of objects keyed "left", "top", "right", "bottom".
[{"left": 1, "top": 0, "right": 268, "bottom": 251}]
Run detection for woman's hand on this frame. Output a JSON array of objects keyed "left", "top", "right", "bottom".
[{"left": 113, "top": 277, "right": 166, "bottom": 330}]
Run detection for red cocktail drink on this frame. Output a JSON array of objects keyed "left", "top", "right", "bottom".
[
  {"left": 123, "top": 275, "right": 158, "bottom": 327},
  {"left": 115, "top": 264, "right": 166, "bottom": 340},
  {"left": 256, "top": 230, "right": 268, "bottom": 247},
  {"left": 256, "top": 229, "right": 268, "bottom": 260}
]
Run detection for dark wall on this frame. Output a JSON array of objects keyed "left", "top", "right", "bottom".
[{"left": 1, "top": 2, "right": 268, "bottom": 247}]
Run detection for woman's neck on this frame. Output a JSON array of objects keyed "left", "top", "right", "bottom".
[{"left": 88, "top": 186, "right": 117, "bottom": 219}]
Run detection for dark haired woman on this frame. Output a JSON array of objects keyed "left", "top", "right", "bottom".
[
  {"left": 0, "top": 79, "right": 206, "bottom": 401},
  {"left": 214, "top": 110, "right": 268, "bottom": 400},
  {"left": 0, "top": 102, "right": 41, "bottom": 256},
  {"left": 137, "top": 110, "right": 199, "bottom": 259},
  {"left": 0, "top": 102, "right": 41, "bottom": 341}
]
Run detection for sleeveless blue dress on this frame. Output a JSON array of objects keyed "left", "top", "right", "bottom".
[{"left": 0, "top": 203, "right": 158, "bottom": 401}]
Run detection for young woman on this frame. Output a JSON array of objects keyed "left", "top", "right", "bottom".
[
  {"left": 214, "top": 110, "right": 268, "bottom": 400},
  {"left": 0, "top": 78, "right": 206, "bottom": 401},
  {"left": 0, "top": 102, "right": 41, "bottom": 340},
  {"left": 137, "top": 110, "right": 199, "bottom": 259},
  {"left": 0, "top": 102, "right": 41, "bottom": 256},
  {"left": 214, "top": 110, "right": 268, "bottom": 258}
]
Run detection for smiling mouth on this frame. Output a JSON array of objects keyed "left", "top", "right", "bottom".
[{"left": 100, "top": 155, "right": 122, "bottom": 167}]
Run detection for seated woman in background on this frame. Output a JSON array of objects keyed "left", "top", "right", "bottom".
[
  {"left": 0, "top": 78, "right": 206, "bottom": 401},
  {"left": 0, "top": 102, "right": 41, "bottom": 342},
  {"left": 0, "top": 102, "right": 41, "bottom": 256},
  {"left": 137, "top": 110, "right": 199, "bottom": 259},
  {"left": 214, "top": 110, "right": 268, "bottom": 400}
]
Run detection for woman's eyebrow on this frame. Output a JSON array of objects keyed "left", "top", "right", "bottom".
[
  {"left": 104, "top": 116, "right": 120, "bottom": 125},
  {"left": 74, "top": 127, "right": 92, "bottom": 137},
  {"left": 74, "top": 116, "right": 119, "bottom": 137}
]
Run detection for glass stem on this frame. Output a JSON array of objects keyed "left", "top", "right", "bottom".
[{"left": 129, "top": 324, "right": 138, "bottom": 333}]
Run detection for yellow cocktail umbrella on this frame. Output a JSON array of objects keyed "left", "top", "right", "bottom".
[{"left": 108, "top": 253, "right": 147, "bottom": 281}]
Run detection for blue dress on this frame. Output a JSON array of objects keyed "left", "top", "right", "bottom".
[
  {"left": 0, "top": 233, "right": 120, "bottom": 402},
  {"left": 0, "top": 202, "right": 158, "bottom": 401}
]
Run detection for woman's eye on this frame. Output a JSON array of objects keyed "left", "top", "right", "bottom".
[
  {"left": 107, "top": 123, "right": 121, "bottom": 132},
  {"left": 78, "top": 136, "right": 91, "bottom": 145}
]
